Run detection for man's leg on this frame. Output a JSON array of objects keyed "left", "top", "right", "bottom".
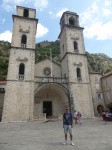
[
  {"left": 63, "top": 125, "right": 68, "bottom": 145},
  {"left": 69, "top": 126, "right": 74, "bottom": 146},
  {"left": 65, "top": 134, "right": 67, "bottom": 141},
  {"left": 70, "top": 134, "right": 72, "bottom": 141}
]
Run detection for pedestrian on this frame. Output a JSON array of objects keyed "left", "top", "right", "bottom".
[
  {"left": 63, "top": 107, "right": 74, "bottom": 146},
  {"left": 73, "top": 110, "right": 78, "bottom": 124},
  {"left": 102, "top": 110, "right": 107, "bottom": 124},
  {"left": 77, "top": 111, "right": 82, "bottom": 125}
]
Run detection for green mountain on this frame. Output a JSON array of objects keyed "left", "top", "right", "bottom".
[{"left": 0, "top": 40, "right": 112, "bottom": 80}]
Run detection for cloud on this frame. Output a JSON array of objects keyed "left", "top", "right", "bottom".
[
  {"left": 104, "top": 0, "right": 111, "bottom": 6},
  {"left": 34, "top": 0, "right": 48, "bottom": 11},
  {"left": 0, "top": 23, "right": 48, "bottom": 42},
  {"left": 55, "top": 8, "right": 68, "bottom": 17},
  {"left": 2, "top": 0, "right": 48, "bottom": 12},
  {"left": 80, "top": 2, "right": 99, "bottom": 25},
  {"left": 84, "top": 21, "right": 112, "bottom": 40},
  {"left": 80, "top": 1, "right": 112, "bottom": 40},
  {"left": 102, "top": 8, "right": 112, "bottom": 16},
  {"left": 2, "top": 0, "right": 25, "bottom": 11},
  {"left": 49, "top": 11, "right": 53, "bottom": 15},
  {"left": 36, "top": 23, "right": 48, "bottom": 38},
  {"left": 2, "top": 18, "right": 5, "bottom": 24},
  {"left": 0, "top": 30, "right": 12, "bottom": 42}
]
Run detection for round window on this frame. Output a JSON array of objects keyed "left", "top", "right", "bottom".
[{"left": 43, "top": 67, "right": 51, "bottom": 76}]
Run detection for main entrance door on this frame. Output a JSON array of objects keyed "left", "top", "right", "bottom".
[{"left": 43, "top": 101, "right": 52, "bottom": 117}]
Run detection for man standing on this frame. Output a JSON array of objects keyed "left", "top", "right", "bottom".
[{"left": 63, "top": 107, "right": 74, "bottom": 146}]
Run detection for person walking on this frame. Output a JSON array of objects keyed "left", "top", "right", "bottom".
[
  {"left": 73, "top": 110, "right": 78, "bottom": 124},
  {"left": 63, "top": 107, "right": 74, "bottom": 146},
  {"left": 77, "top": 111, "right": 82, "bottom": 125},
  {"left": 102, "top": 110, "right": 107, "bottom": 124}
]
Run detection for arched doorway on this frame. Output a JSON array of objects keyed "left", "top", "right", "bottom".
[
  {"left": 107, "top": 102, "right": 112, "bottom": 113},
  {"left": 34, "top": 83, "right": 69, "bottom": 118},
  {"left": 97, "top": 105, "right": 104, "bottom": 115}
]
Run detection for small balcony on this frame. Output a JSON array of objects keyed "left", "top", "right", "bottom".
[
  {"left": 21, "top": 44, "right": 26, "bottom": 48},
  {"left": 18, "top": 74, "right": 24, "bottom": 80},
  {"left": 77, "top": 77, "right": 82, "bottom": 82}
]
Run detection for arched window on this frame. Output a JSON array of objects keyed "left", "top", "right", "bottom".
[
  {"left": 76, "top": 67, "right": 82, "bottom": 82},
  {"left": 21, "top": 35, "right": 27, "bottom": 48},
  {"left": 23, "top": 9, "right": 29, "bottom": 17},
  {"left": 77, "top": 67, "right": 81, "bottom": 78},
  {"left": 69, "top": 17, "right": 75, "bottom": 25},
  {"left": 74, "top": 41, "right": 78, "bottom": 50},
  {"left": 19, "top": 63, "right": 25, "bottom": 80}
]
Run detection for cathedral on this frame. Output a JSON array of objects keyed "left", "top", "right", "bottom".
[{"left": 1, "top": 6, "right": 111, "bottom": 122}]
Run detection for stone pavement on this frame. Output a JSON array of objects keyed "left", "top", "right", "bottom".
[{"left": 0, "top": 117, "right": 112, "bottom": 150}]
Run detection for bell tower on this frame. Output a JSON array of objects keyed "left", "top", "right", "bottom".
[
  {"left": 2, "top": 6, "right": 38, "bottom": 122},
  {"left": 59, "top": 11, "right": 94, "bottom": 117}
]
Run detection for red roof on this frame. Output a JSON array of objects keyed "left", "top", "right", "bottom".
[
  {"left": 101, "top": 71, "right": 112, "bottom": 78},
  {"left": 0, "top": 81, "right": 6, "bottom": 85}
]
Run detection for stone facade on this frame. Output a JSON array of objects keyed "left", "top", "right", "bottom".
[
  {"left": 2, "top": 6, "right": 38, "bottom": 122},
  {"left": 59, "top": 11, "right": 94, "bottom": 118},
  {"left": 89, "top": 73, "right": 105, "bottom": 115},
  {"left": 1, "top": 7, "right": 112, "bottom": 122},
  {"left": 101, "top": 72, "right": 112, "bottom": 112}
]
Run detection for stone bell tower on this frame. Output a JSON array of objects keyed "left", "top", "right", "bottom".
[
  {"left": 2, "top": 6, "right": 38, "bottom": 122},
  {"left": 59, "top": 11, "right": 94, "bottom": 118}
]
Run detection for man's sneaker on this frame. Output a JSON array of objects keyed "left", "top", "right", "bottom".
[
  {"left": 71, "top": 142, "right": 74, "bottom": 146},
  {"left": 63, "top": 141, "right": 67, "bottom": 145}
]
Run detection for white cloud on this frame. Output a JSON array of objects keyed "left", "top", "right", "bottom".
[
  {"left": 102, "top": 8, "right": 112, "bottom": 16},
  {"left": 2, "top": 0, "right": 25, "bottom": 11},
  {"left": 34, "top": 0, "right": 48, "bottom": 11},
  {"left": 84, "top": 21, "right": 112, "bottom": 40},
  {"left": 104, "top": 0, "right": 111, "bottom": 6},
  {"left": 0, "top": 30, "right": 12, "bottom": 42},
  {"left": 55, "top": 8, "right": 68, "bottom": 17},
  {"left": 49, "top": 11, "right": 53, "bottom": 15},
  {"left": 80, "top": 1, "right": 112, "bottom": 40},
  {"left": 80, "top": 2, "right": 99, "bottom": 25},
  {"left": 2, "top": 0, "right": 48, "bottom": 12},
  {"left": 2, "top": 18, "right": 5, "bottom": 24},
  {"left": 36, "top": 23, "right": 48, "bottom": 38}
]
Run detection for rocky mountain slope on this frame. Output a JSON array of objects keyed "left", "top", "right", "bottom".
[{"left": 0, "top": 40, "right": 112, "bottom": 80}]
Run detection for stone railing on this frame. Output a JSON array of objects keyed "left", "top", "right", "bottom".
[
  {"left": 18, "top": 75, "right": 24, "bottom": 80},
  {"left": 34, "top": 113, "right": 46, "bottom": 121},
  {"left": 21, "top": 44, "right": 26, "bottom": 48},
  {"left": 35, "top": 76, "right": 68, "bottom": 84}
]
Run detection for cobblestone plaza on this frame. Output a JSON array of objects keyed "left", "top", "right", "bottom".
[{"left": 0, "top": 117, "right": 112, "bottom": 150}]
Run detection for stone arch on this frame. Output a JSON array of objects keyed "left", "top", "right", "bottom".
[
  {"left": 76, "top": 67, "right": 81, "bottom": 78},
  {"left": 97, "top": 105, "right": 104, "bottom": 114},
  {"left": 69, "top": 16, "right": 75, "bottom": 25},
  {"left": 19, "top": 63, "right": 25, "bottom": 80},
  {"left": 21, "top": 34, "right": 27, "bottom": 44},
  {"left": 34, "top": 83, "right": 70, "bottom": 118},
  {"left": 74, "top": 41, "right": 78, "bottom": 50}
]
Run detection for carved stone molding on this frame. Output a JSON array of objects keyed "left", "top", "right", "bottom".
[
  {"left": 19, "top": 26, "right": 30, "bottom": 33},
  {"left": 73, "top": 62, "right": 82, "bottom": 66},
  {"left": 19, "top": 29, "right": 30, "bottom": 33},
  {"left": 16, "top": 57, "right": 28, "bottom": 61},
  {"left": 70, "top": 32, "right": 79, "bottom": 40}
]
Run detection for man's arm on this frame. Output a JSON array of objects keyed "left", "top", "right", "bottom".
[
  {"left": 63, "top": 113, "right": 65, "bottom": 128},
  {"left": 71, "top": 113, "right": 73, "bottom": 128}
]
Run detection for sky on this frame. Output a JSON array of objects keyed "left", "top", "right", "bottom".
[{"left": 0, "top": 0, "right": 112, "bottom": 57}]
